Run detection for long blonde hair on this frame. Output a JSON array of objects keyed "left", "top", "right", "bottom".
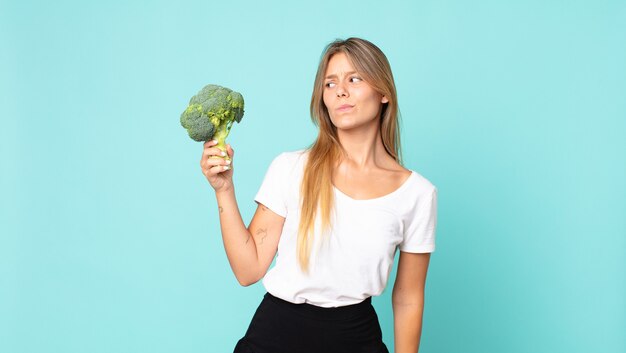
[{"left": 297, "top": 37, "right": 402, "bottom": 273}]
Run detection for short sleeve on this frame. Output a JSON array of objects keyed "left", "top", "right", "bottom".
[
  {"left": 399, "top": 186, "right": 438, "bottom": 253},
  {"left": 254, "top": 153, "right": 288, "bottom": 218}
]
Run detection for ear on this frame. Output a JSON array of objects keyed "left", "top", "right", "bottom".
[{"left": 381, "top": 95, "right": 389, "bottom": 104}]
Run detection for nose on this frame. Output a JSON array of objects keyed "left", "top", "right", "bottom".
[{"left": 336, "top": 82, "right": 348, "bottom": 97}]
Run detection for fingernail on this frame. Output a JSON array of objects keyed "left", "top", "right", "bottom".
[
  {"left": 212, "top": 140, "right": 218, "bottom": 144},
  {"left": 223, "top": 166, "right": 230, "bottom": 171},
  {"left": 225, "top": 160, "right": 231, "bottom": 165},
  {"left": 221, "top": 151, "right": 226, "bottom": 156}
]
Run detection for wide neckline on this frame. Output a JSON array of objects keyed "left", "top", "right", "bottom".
[{"left": 333, "top": 171, "right": 416, "bottom": 202}]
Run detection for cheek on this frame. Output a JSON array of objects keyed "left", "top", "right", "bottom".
[
  {"left": 322, "top": 91, "right": 332, "bottom": 107},
  {"left": 359, "top": 93, "right": 383, "bottom": 117},
  {"left": 363, "top": 87, "right": 380, "bottom": 100},
  {"left": 322, "top": 95, "right": 336, "bottom": 115},
  {"left": 363, "top": 91, "right": 384, "bottom": 108}
]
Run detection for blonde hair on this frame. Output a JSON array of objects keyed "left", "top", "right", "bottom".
[{"left": 297, "top": 37, "right": 401, "bottom": 273}]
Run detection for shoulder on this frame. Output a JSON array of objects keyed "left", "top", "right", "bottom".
[
  {"left": 274, "top": 149, "right": 308, "bottom": 163},
  {"left": 266, "top": 149, "right": 309, "bottom": 176},
  {"left": 405, "top": 170, "right": 437, "bottom": 199},
  {"left": 385, "top": 156, "right": 436, "bottom": 196},
  {"left": 393, "top": 170, "right": 437, "bottom": 225},
  {"left": 410, "top": 171, "right": 437, "bottom": 192}
]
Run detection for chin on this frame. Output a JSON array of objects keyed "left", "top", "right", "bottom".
[
  {"left": 332, "top": 117, "right": 378, "bottom": 132},
  {"left": 330, "top": 118, "right": 354, "bottom": 129},
  {"left": 334, "top": 123, "right": 362, "bottom": 132}
]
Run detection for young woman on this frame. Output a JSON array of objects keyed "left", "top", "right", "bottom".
[{"left": 201, "top": 37, "right": 438, "bottom": 353}]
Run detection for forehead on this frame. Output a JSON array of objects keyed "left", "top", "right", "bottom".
[{"left": 325, "top": 52, "right": 355, "bottom": 75}]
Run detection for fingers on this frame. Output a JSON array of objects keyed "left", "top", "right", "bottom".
[
  {"left": 226, "top": 144, "right": 234, "bottom": 159},
  {"left": 202, "top": 147, "right": 227, "bottom": 159},
  {"left": 201, "top": 152, "right": 231, "bottom": 169},
  {"left": 200, "top": 140, "right": 233, "bottom": 175},
  {"left": 208, "top": 163, "right": 231, "bottom": 175},
  {"left": 203, "top": 139, "right": 221, "bottom": 149},
  {"left": 200, "top": 159, "right": 231, "bottom": 180},
  {"left": 202, "top": 140, "right": 230, "bottom": 160}
]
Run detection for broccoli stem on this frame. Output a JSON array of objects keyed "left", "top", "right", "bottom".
[{"left": 213, "top": 120, "right": 235, "bottom": 160}]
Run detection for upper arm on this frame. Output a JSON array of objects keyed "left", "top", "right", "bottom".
[
  {"left": 247, "top": 202, "right": 285, "bottom": 280},
  {"left": 392, "top": 251, "right": 431, "bottom": 304}
]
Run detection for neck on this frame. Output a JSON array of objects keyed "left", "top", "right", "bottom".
[{"left": 335, "top": 122, "right": 387, "bottom": 171}]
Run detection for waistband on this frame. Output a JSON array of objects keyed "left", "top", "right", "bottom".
[{"left": 263, "top": 292, "right": 373, "bottom": 321}]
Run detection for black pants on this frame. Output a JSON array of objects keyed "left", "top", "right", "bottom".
[{"left": 234, "top": 292, "right": 390, "bottom": 353}]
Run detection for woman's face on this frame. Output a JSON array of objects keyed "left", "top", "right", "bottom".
[{"left": 322, "top": 52, "right": 388, "bottom": 132}]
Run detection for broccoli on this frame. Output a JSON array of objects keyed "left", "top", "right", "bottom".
[{"left": 180, "top": 84, "right": 244, "bottom": 158}]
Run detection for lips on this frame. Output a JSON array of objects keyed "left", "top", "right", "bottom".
[{"left": 337, "top": 104, "right": 354, "bottom": 111}]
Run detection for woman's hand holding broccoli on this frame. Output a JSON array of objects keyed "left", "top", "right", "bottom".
[
  {"left": 201, "top": 139, "right": 235, "bottom": 193},
  {"left": 180, "top": 83, "right": 244, "bottom": 194}
]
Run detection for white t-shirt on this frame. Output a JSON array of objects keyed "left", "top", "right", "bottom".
[{"left": 254, "top": 150, "right": 438, "bottom": 308}]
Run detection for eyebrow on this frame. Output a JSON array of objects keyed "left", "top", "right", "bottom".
[{"left": 325, "top": 71, "right": 358, "bottom": 80}]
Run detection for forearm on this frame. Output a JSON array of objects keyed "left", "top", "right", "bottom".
[
  {"left": 393, "top": 299, "right": 424, "bottom": 353},
  {"left": 215, "top": 187, "right": 260, "bottom": 286}
]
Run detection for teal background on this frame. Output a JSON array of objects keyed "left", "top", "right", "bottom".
[{"left": 1, "top": 0, "right": 624, "bottom": 352}]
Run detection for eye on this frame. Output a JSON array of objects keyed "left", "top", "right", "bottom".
[
  {"left": 350, "top": 76, "right": 362, "bottom": 83},
  {"left": 325, "top": 82, "right": 336, "bottom": 88}
]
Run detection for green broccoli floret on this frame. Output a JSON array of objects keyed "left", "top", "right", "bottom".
[{"left": 180, "top": 84, "right": 244, "bottom": 158}]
